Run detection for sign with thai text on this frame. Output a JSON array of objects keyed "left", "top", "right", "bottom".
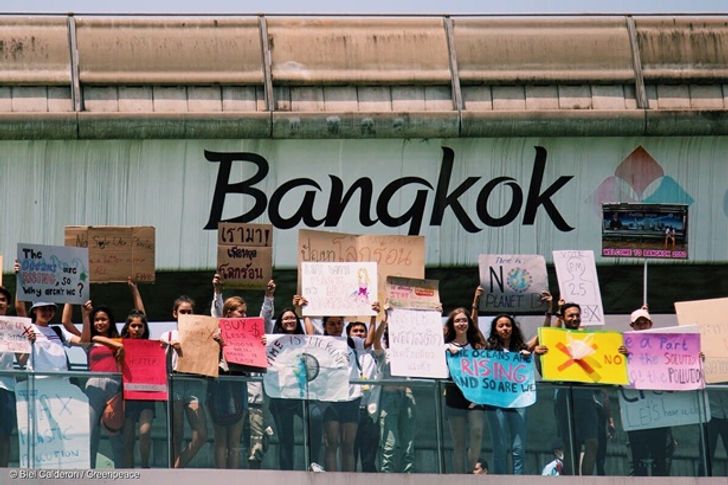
[
  {"left": 217, "top": 223, "right": 272, "bottom": 289},
  {"left": 300, "top": 262, "right": 377, "bottom": 317},
  {"left": 388, "top": 308, "right": 447, "bottom": 379}
]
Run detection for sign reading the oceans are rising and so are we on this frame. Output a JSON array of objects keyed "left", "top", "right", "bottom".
[
  {"left": 217, "top": 223, "right": 273, "bottom": 290},
  {"left": 447, "top": 349, "right": 536, "bottom": 408},
  {"left": 538, "top": 327, "right": 628, "bottom": 385},
  {"left": 16, "top": 243, "right": 89, "bottom": 305},
  {"left": 624, "top": 331, "right": 703, "bottom": 391},
  {"left": 478, "top": 254, "right": 548, "bottom": 313}
]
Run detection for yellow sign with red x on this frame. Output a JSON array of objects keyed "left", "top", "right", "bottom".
[{"left": 538, "top": 327, "right": 628, "bottom": 385}]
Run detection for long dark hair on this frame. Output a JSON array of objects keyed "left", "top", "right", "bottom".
[
  {"left": 120, "top": 310, "right": 150, "bottom": 339},
  {"left": 272, "top": 307, "right": 304, "bottom": 334},
  {"left": 90, "top": 306, "right": 120, "bottom": 338},
  {"left": 487, "top": 313, "right": 527, "bottom": 351},
  {"left": 444, "top": 307, "right": 485, "bottom": 349}
]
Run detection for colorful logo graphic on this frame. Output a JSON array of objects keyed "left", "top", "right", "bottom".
[
  {"left": 590, "top": 146, "right": 694, "bottom": 212},
  {"left": 506, "top": 268, "right": 532, "bottom": 294}
]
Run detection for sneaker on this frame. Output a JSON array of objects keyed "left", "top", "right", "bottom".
[{"left": 310, "top": 462, "right": 325, "bottom": 472}]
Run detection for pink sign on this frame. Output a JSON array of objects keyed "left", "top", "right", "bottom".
[
  {"left": 624, "top": 332, "right": 703, "bottom": 390},
  {"left": 122, "top": 339, "right": 168, "bottom": 401},
  {"left": 219, "top": 317, "right": 267, "bottom": 369}
]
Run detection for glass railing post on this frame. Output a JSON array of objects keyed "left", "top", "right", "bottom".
[{"left": 434, "top": 380, "right": 445, "bottom": 474}]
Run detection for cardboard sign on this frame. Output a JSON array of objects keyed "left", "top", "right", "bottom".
[
  {"left": 176, "top": 314, "right": 220, "bottom": 378},
  {"left": 217, "top": 223, "right": 273, "bottom": 289},
  {"left": 16, "top": 376, "right": 91, "bottom": 468},
  {"left": 552, "top": 250, "right": 605, "bottom": 326},
  {"left": 65, "top": 225, "right": 155, "bottom": 283},
  {"left": 263, "top": 334, "right": 350, "bottom": 401},
  {"left": 301, "top": 262, "right": 378, "bottom": 317},
  {"left": 538, "top": 327, "right": 628, "bottom": 385},
  {"left": 602, "top": 203, "right": 689, "bottom": 260},
  {"left": 122, "top": 339, "right": 168, "bottom": 401},
  {"left": 619, "top": 388, "right": 710, "bottom": 431},
  {"left": 624, "top": 332, "right": 704, "bottom": 390},
  {"left": 386, "top": 276, "right": 440, "bottom": 310},
  {"left": 219, "top": 317, "right": 267, "bottom": 369},
  {"left": 16, "top": 243, "right": 89, "bottom": 304},
  {"left": 388, "top": 308, "right": 448, "bottom": 379},
  {"left": 298, "top": 229, "right": 425, "bottom": 312},
  {"left": 0, "top": 316, "right": 32, "bottom": 354},
  {"left": 675, "top": 297, "right": 728, "bottom": 384},
  {"left": 447, "top": 349, "right": 536, "bottom": 408},
  {"left": 478, "top": 254, "right": 548, "bottom": 313}
]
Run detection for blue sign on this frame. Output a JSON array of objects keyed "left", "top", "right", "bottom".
[{"left": 446, "top": 349, "right": 537, "bottom": 408}]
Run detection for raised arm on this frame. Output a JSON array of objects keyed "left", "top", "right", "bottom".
[
  {"left": 13, "top": 260, "right": 27, "bottom": 317},
  {"left": 471, "top": 286, "right": 483, "bottom": 323},
  {"left": 210, "top": 273, "right": 224, "bottom": 318},
  {"left": 260, "top": 280, "right": 276, "bottom": 332},
  {"left": 365, "top": 301, "right": 380, "bottom": 349},
  {"left": 61, "top": 303, "right": 82, "bottom": 337},
  {"left": 293, "top": 295, "right": 317, "bottom": 335},
  {"left": 372, "top": 308, "right": 388, "bottom": 353},
  {"left": 80, "top": 300, "right": 93, "bottom": 343},
  {"left": 128, "top": 276, "right": 146, "bottom": 314}
]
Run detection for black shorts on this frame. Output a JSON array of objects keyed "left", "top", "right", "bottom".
[
  {"left": 323, "top": 399, "right": 361, "bottom": 424},
  {"left": 125, "top": 399, "right": 156, "bottom": 421}
]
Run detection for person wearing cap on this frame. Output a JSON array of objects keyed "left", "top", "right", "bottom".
[
  {"left": 622, "top": 306, "right": 675, "bottom": 476},
  {"left": 0, "top": 285, "right": 34, "bottom": 467},
  {"left": 25, "top": 301, "right": 82, "bottom": 371}
]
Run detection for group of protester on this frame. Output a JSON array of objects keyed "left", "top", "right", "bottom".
[{"left": 0, "top": 267, "right": 711, "bottom": 476}]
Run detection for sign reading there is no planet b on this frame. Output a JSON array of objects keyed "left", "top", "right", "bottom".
[{"left": 478, "top": 254, "right": 548, "bottom": 313}]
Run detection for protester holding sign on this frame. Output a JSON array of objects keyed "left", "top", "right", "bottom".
[
  {"left": 298, "top": 295, "right": 378, "bottom": 472},
  {"left": 210, "top": 274, "right": 275, "bottom": 469},
  {"left": 119, "top": 309, "right": 157, "bottom": 468},
  {"left": 266, "top": 304, "right": 325, "bottom": 470},
  {"left": 76, "top": 300, "right": 125, "bottom": 468},
  {"left": 371, "top": 309, "right": 417, "bottom": 473},
  {"left": 443, "top": 307, "right": 488, "bottom": 474},
  {"left": 160, "top": 296, "right": 209, "bottom": 468},
  {"left": 484, "top": 313, "right": 545, "bottom": 475},
  {"left": 0, "top": 285, "right": 34, "bottom": 468},
  {"left": 621, "top": 307, "right": 675, "bottom": 476}
]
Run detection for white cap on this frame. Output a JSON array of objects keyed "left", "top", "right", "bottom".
[{"left": 630, "top": 308, "right": 652, "bottom": 324}]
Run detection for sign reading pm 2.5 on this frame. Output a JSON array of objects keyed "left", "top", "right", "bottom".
[{"left": 17, "top": 243, "right": 89, "bottom": 304}]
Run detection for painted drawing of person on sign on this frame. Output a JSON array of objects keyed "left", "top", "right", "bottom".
[{"left": 353, "top": 267, "right": 371, "bottom": 303}]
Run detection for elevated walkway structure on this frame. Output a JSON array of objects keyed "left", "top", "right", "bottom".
[{"left": 0, "top": 14, "right": 727, "bottom": 139}]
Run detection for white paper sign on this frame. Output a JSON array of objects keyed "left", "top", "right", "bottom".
[
  {"left": 0, "top": 316, "right": 32, "bottom": 353},
  {"left": 263, "top": 335, "right": 351, "bottom": 401},
  {"left": 16, "top": 377, "right": 91, "bottom": 468},
  {"left": 388, "top": 308, "right": 448, "bottom": 379},
  {"left": 552, "top": 250, "right": 604, "bottom": 326},
  {"left": 478, "top": 254, "right": 548, "bottom": 313},
  {"left": 301, "top": 262, "right": 377, "bottom": 317},
  {"left": 16, "top": 243, "right": 90, "bottom": 305},
  {"left": 618, "top": 388, "right": 710, "bottom": 431}
]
